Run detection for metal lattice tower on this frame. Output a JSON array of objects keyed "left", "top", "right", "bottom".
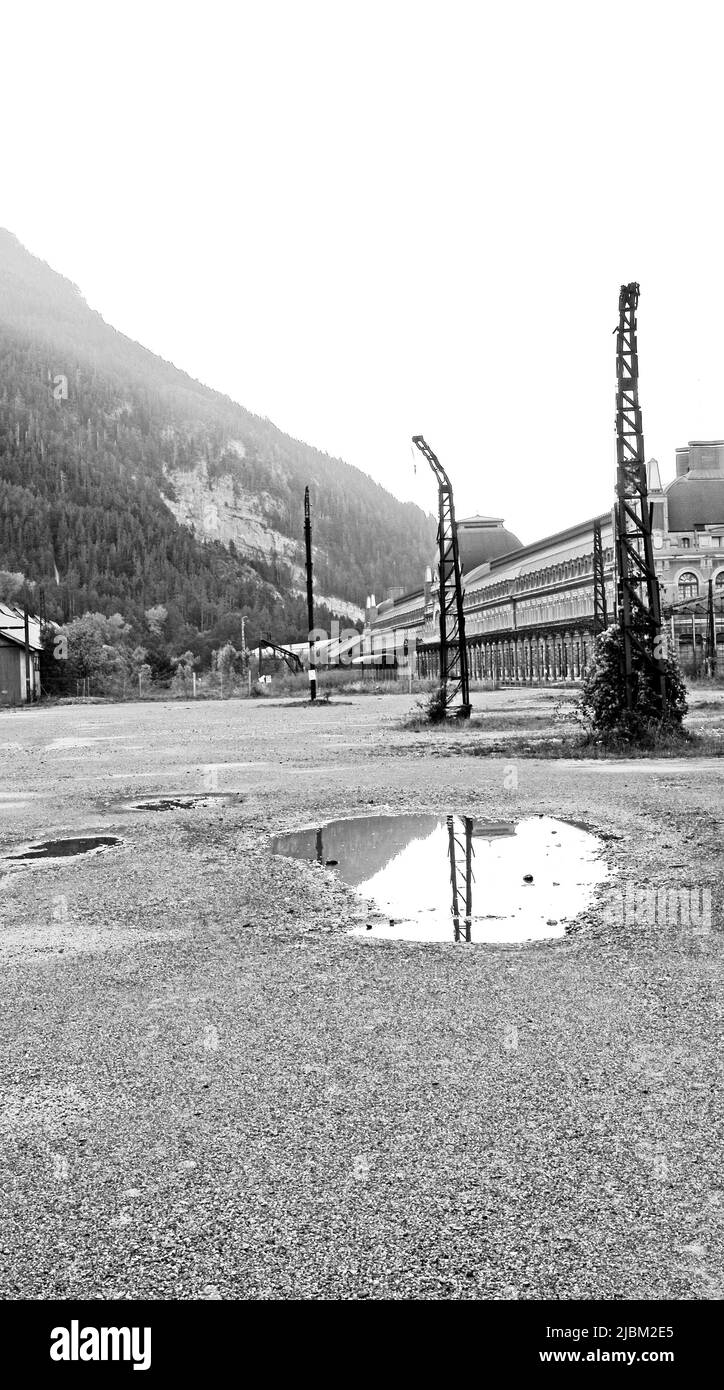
[
  {"left": 592, "top": 518, "right": 608, "bottom": 634},
  {"left": 706, "top": 577, "right": 717, "bottom": 674},
  {"left": 412, "top": 435, "right": 471, "bottom": 717},
  {"left": 447, "top": 815, "right": 474, "bottom": 942},
  {"left": 614, "top": 283, "right": 667, "bottom": 713}
]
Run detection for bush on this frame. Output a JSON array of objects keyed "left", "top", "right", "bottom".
[
  {"left": 581, "top": 625, "right": 688, "bottom": 742},
  {"left": 416, "top": 684, "right": 448, "bottom": 723}
]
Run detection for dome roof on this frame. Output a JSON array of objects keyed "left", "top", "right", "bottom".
[
  {"left": 666, "top": 444, "right": 724, "bottom": 532},
  {"left": 666, "top": 477, "right": 724, "bottom": 531},
  {"left": 446, "top": 516, "right": 522, "bottom": 573}
]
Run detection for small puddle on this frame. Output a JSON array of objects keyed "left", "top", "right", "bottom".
[
  {"left": 271, "top": 814, "right": 609, "bottom": 943},
  {"left": 6, "top": 836, "right": 121, "bottom": 862},
  {"left": 117, "top": 794, "right": 242, "bottom": 811}
]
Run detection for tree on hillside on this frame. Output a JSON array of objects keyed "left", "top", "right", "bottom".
[
  {"left": 0, "top": 570, "right": 29, "bottom": 604},
  {"left": 59, "top": 611, "right": 131, "bottom": 691},
  {"left": 212, "top": 641, "right": 245, "bottom": 676},
  {"left": 145, "top": 604, "right": 167, "bottom": 637}
]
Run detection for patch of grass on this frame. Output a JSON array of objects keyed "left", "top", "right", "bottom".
[
  {"left": 442, "top": 729, "right": 724, "bottom": 760},
  {"left": 402, "top": 709, "right": 487, "bottom": 733}
]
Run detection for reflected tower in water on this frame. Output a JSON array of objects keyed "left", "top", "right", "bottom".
[
  {"left": 447, "top": 815, "right": 474, "bottom": 942},
  {"left": 272, "top": 812, "right": 606, "bottom": 944}
]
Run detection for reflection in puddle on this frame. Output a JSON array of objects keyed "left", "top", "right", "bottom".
[
  {"left": 271, "top": 814, "right": 609, "bottom": 943},
  {"left": 7, "top": 836, "right": 121, "bottom": 861}
]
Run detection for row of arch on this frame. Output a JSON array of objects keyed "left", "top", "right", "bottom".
[{"left": 417, "top": 629, "right": 595, "bottom": 683}]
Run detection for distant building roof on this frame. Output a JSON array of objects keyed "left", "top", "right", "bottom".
[
  {"left": 666, "top": 477, "right": 724, "bottom": 531},
  {"left": 434, "top": 516, "right": 523, "bottom": 575},
  {"left": 463, "top": 512, "right": 612, "bottom": 587},
  {"left": 665, "top": 440, "right": 724, "bottom": 531},
  {"left": 0, "top": 603, "right": 43, "bottom": 651}
]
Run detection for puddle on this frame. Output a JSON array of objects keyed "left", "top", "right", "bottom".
[
  {"left": 271, "top": 814, "right": 609, "bottom": 943},
  {"left": 117, "top": 793, "right": 243, "bottom": 811},
  {"left": 128, "top": 797, "right": 203, "bottom": 811},
  {"left": 6, "top": 836, "right": 121, "bottom": 862}
]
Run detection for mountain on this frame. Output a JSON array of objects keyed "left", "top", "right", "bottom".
[{"left": 0, "top": 229, "right": 435, "bottom": 665}]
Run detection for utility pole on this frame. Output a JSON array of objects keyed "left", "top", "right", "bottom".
[
  {"left": 304, "top": 486, "right": 317, "bottom": 702},
  {"left": 592, "top": 518, "right": 608, "bottom": 634},
  {"left": 614, "top": 283, "right": 667, "bottom": 715},
  {"left": 23, "top": 606, "right": 31, "bottom": 704}
]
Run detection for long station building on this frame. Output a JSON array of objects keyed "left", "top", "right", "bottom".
[{"left": 365, "top": 441, "right": 724, "bottom": 681}]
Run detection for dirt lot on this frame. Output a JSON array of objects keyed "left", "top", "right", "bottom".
[{"left": 0, "top": 688, "right": 722, "bottom": 1299}]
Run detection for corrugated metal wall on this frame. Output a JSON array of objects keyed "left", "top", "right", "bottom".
[{"left": 0, "top": 645, "right": 23, "bottom": 704}]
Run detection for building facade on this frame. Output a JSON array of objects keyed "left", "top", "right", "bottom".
[
  {"left": 0, "top": 604, "right": 42, "bottom": 705},
  {"left": 365, "top": 443, "right": 724, "bottom": 683}
]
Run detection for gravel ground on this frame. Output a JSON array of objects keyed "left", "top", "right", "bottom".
[{"left": 0, "top": 690, "right": 722, "bottom": 1300}]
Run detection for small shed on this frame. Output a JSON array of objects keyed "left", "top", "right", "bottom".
[{"left": 0, "top": 604, "right": 43, "bottom": 705}]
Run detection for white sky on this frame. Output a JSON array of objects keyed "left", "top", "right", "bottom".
[{"left": 1, "top": 0, "right": 723, "bottom": 544}]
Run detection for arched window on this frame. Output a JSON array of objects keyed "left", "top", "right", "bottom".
[
  {"left": 678, "top": 571, "right": 699, "bottom": 601},
  {"left": 715, "top": 571, "right": 724, "bottom": 590}
]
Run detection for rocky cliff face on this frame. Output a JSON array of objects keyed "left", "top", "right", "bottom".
[
  {"left": 162, "top": 456, "right": 364, "bottom": 622},
  {"left": 163, "top": 453, "right": 296, "bottom": 564}
]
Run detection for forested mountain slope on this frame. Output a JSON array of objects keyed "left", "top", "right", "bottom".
[{"left": 0, "top": 229, "right": 434, "bottom": 662}]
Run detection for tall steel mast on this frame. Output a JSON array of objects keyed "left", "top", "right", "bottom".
[
  {"left": 614, "top": 284, "right": 667, "bottom": 713},
  {"left": 412, "top": 435, "right": 471, "bottom": 717},
  {"left": 592, "top": 518, "right": 608, "bottom": 634}
]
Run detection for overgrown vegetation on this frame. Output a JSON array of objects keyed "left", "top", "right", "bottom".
[
  {"left": 37, "top": 620, "right": 432, "bottom": 701},
  {"left": 415, "top": 684, "right": 448, "bottom": 724},
  {"left": 579, "top": 625, "right": 688, "bottom": 748},
  {"left": 398, "top": 628, "right": 718, "bottom": 757}
]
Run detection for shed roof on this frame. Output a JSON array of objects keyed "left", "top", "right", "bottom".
[{"left": 0, "top": 603, "right": 43, "bottom": 651}]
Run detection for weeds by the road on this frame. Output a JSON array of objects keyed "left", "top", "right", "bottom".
[
  {"left": 433, "top": 729, "right": 724, "bottom": 760},
  {"left": 400, "top": 697, "right": 724, "bottom": 758}
]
